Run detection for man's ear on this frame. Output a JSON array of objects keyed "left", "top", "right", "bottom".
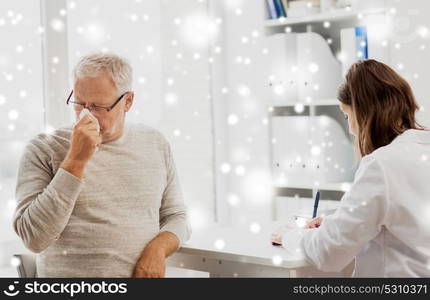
[{"left": 124, "top": 92, "right": 134, "bottom": 112}]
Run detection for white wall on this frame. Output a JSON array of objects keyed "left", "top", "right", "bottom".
[
  {"left": 213, "top": 0, "right": 274, "bottom": 226},
  {"left": 158, "top": 0, "right": 217, "bottom": 228},
  {"left": 386, "top": 0, "right": 430, "bottom": 126}
]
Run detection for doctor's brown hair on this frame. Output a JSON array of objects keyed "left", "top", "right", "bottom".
[{"left": 337, "top": 59, "right": 423, "bottom": 156}]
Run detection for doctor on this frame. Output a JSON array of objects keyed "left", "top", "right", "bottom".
[{"left": 282, "top": 59, "right": 430, "bottom": 277}]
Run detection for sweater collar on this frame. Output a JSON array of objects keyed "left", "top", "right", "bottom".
[{"left": 100, "top": 122, "right": 130, "bottom": 146}]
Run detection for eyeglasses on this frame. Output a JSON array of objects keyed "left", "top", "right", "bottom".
[{"left": 66, "top": 90, "right": 128, "bottom": 113}]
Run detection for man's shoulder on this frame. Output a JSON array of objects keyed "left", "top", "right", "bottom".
[
  {"left": 26, "top": 126, "right": 72, "bottom": 156},
  {"left": 129, "top": 123, "right": 169, "bottom": 144}
]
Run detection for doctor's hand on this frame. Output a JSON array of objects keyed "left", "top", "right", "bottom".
[
  {"left": 271, "top": 232, "right": 283, "bottom": 246},
  {"left": 60, "top": 115, "right": 102, "bottom": 179},
  {"left": 133, "top": 246, "right": 166, "bottom": 278},
  {"left": 305, "top": 217, "right": 323, "bottom": 229}
]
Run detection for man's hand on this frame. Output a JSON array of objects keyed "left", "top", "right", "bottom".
[
  {"left": 132, "top": 232, "right": 180, "bottom": 278},
  {"left": 60, "top": 115, "right": 101, "bottom": 179},
  {"left": 133, "top": 246, "right": 166, "bottom": 278}
]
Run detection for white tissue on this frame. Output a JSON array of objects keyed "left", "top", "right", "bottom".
[
  {"left": 79, "top": 108, "right": 100, "bottom": 132},
  {"left": 77, "top": 108, "right": 100, "bottom": 152}
]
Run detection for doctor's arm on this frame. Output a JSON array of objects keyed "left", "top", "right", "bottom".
[{"left": 283, "top": 155, "right": 389, "bottom": 272}]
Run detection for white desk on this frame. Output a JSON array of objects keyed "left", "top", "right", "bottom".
[{"left": 167, "top": 223, "right": 354, "bottom": 278}]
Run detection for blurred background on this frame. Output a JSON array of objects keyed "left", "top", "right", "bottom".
[{"left": 1, "top": 0, "right": 430, "bottom": 276}]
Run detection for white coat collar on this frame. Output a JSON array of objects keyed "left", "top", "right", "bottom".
[{"left": 392, "top": 129, "right": 430, "bottom": 144}]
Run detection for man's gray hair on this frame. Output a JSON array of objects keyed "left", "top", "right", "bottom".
[{"left": 73, "top": 53, "right": 133, "bottom": 95}]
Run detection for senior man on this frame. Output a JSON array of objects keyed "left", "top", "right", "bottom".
[{"left": 13, "top": 53, "right": 191, "bottom": 277}]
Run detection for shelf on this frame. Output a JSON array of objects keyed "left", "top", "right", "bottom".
[
  {"left": 264, "top": 7, "right": 372, "bottom": 205},
  {"left": 274, "top": 181, "right": 352, "bottom": 192},
  {"left": 268, "top": 101, "right": 351, "bottom": 138},
  {"left": 269, "top": 99, "right": 340, "bottom": 108},
  {"left": 273, "top": 182, "right": 353, "bottom": 201},
  {"left": 264, "top": 7, "right": 386, "bottom": 28}
]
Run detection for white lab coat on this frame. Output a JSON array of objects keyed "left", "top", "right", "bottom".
[{"left": 283, "top": 129, "right": 430, "bottom": 277}]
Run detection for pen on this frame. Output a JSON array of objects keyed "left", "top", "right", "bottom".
[{"left": 312, "top": 191, "right": 320, "bottom": 219}]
